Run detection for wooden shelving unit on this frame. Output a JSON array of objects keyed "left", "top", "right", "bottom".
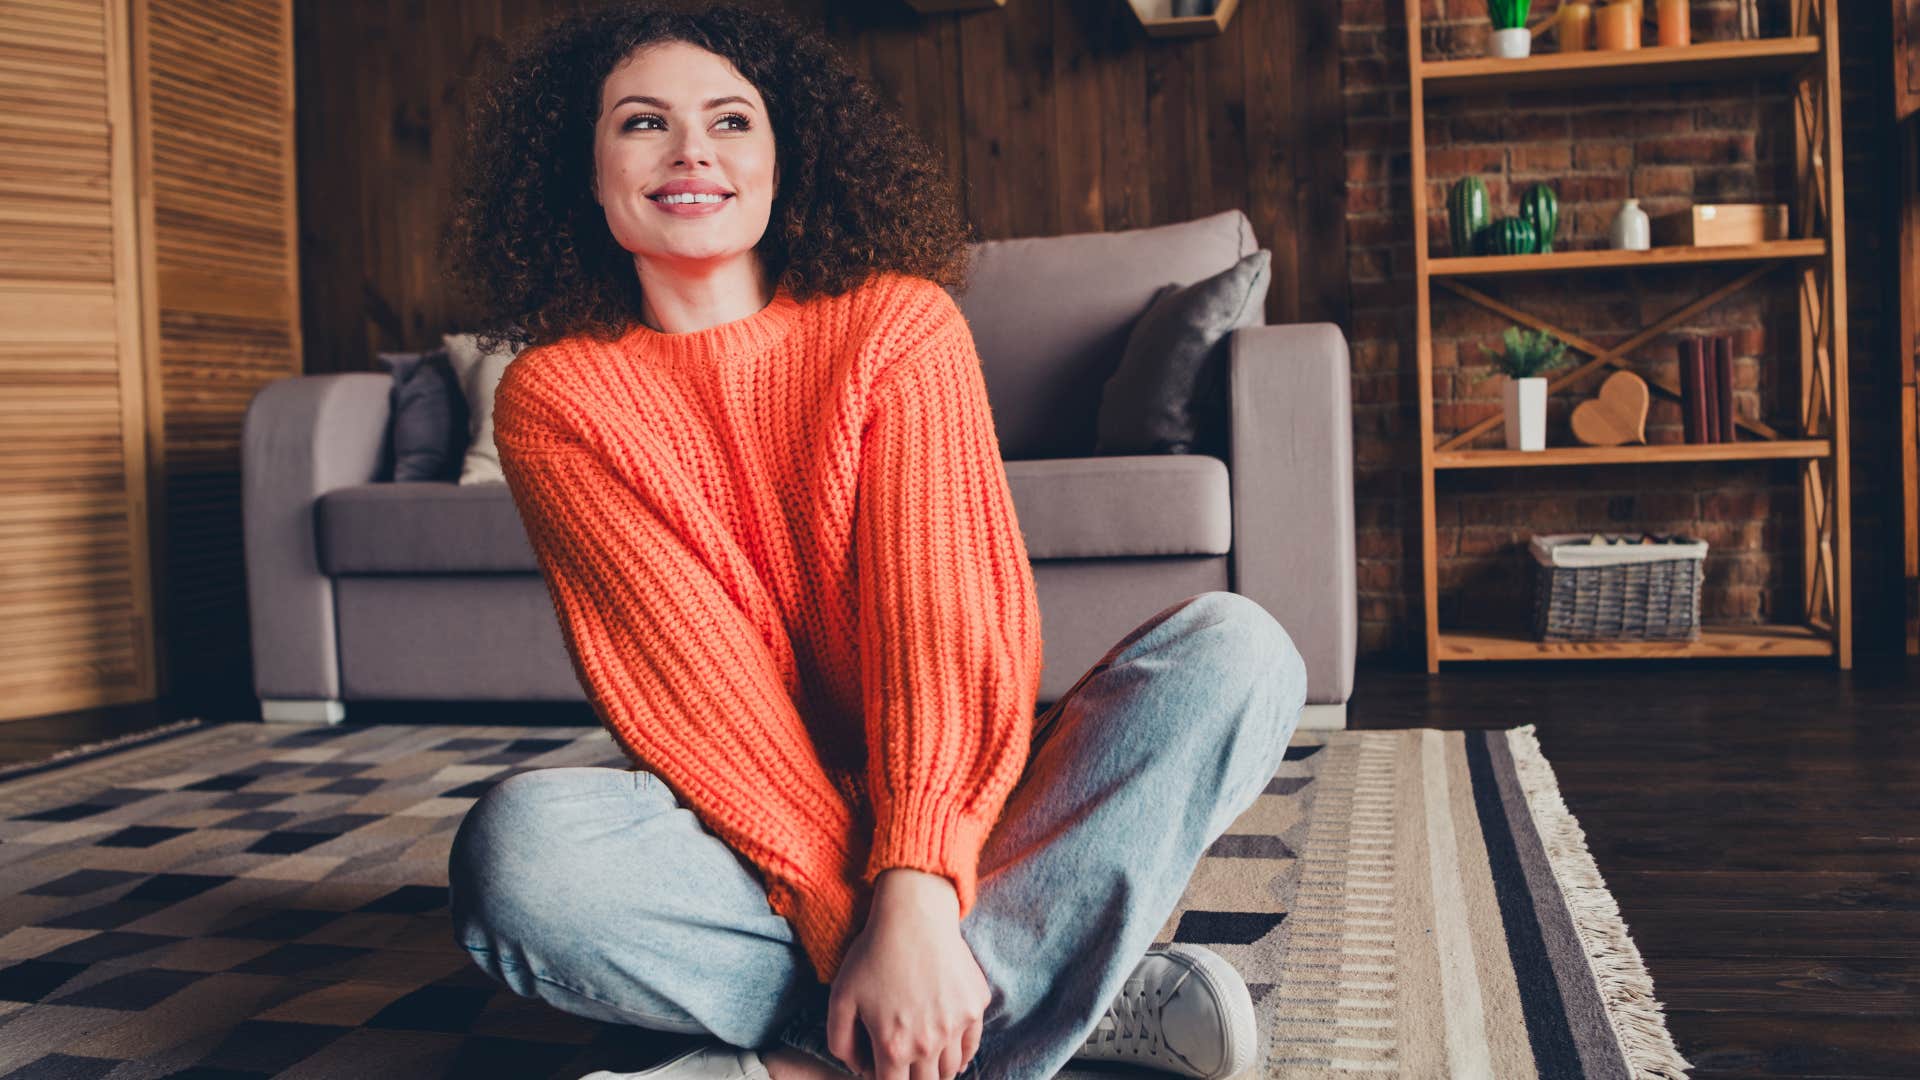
[{"left": 1404, "top": 0, "right": 1853, "bottom": 671}]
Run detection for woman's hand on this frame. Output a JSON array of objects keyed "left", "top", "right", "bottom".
[{"left": 827, "top": 869, "right": 989, "bottom": 1080}]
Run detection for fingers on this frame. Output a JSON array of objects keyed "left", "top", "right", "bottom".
[
  {"left": 873, "top": 1029, "right": 911, "bottom": 1080},
  {"left": 961, "top": 1016, "right": 982, "bottom": 1072},
  {"left": 826, "top": 995, "right": 868, "bottom": 1078},
  {"left": 938, "top": 1037, "right": 966, "bottom": 1080},
  {"left": 873, "top": 1030, "right": 951, "bottom": 1080}
]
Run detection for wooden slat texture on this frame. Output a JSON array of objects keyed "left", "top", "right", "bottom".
[
  {"left": 134, "top": 0, "right": 302, "bottom": 715},
  {"left": 294, "top": 1, "right": 1349, "bottom": 370},
  {"left": 0, "top": 0, "right": 157, "bottom": 721}
]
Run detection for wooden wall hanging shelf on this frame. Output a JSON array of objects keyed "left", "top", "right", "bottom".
[
  {"left": 1126, "top": 0, "right": 1239, "bottom": 38},
  {"left": 902, "top": 0, "right": 1005, "bottom": 14}
]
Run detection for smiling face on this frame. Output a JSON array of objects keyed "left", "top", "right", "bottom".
[{"left": 591, "top": 40, "right": 778, "bottom": 278}]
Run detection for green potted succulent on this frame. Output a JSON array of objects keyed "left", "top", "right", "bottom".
[
  {"left": 1474, "top": 326, "right": 1569, "bottom": 450},
  {"left": 1488, "top": 0, "right": 1533, "bottom": 58}
]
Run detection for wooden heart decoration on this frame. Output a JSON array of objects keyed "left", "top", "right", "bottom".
[{"left": 1570, "top": 370, "right": 1650, "bottom": 446}]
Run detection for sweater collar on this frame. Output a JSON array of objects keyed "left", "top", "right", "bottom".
[{"left": 619, "top": 283, "right": 802, "bottom": 364}]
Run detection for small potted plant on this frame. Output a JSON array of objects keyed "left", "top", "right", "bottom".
[
  {"left": 1475, "top": 326, "right": 1570, "bottom": 450},
  {"left": 1489, "top": 0, "right": 1534, "bottom": 58}
]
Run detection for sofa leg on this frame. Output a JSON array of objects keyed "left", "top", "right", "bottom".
[
  {"left": 1298, "top": 702, "right": 1346, "bottom": 731},
  {"left": 259, "top": 699, "right": 345, "bottom": 725}
]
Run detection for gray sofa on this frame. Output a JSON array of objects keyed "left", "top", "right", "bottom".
[{"left": 243, "top": 209, "right": 1356, "bottom": 730}]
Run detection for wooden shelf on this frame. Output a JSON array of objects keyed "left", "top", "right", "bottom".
[
  {"left": 1126, "top": 0, "right": 1239, "bottom": 38},
  {"left": 1418, "top": 37, "right": 1821, "bottom": 97},
  {"left": 1437, "top": 624, "right": 1836, "bottom": 661},
  {"left": 1434, "top": 439, "right": 1831, "bottom": 469},
  {"left": 1429, "top": 239, "right": 1826, "bottom": 277},
  {"left": 902, "top": 0, "right": 1005, "bottom": 12}
]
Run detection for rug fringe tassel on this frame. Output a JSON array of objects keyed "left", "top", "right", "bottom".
[
  {"left": 0, "top": 717, "right": 209, "bottom": 784},
  {"left": 1505, "top": 724, "right": 1695, "bottom": 1080}
]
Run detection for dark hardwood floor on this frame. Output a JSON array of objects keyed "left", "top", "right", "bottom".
[
  {"left": 1348, "top": 653, "right": 1920, "bottom": 1080},
  {"left": 7, "top": 654, "right": 1917, "bottom": 1078}
]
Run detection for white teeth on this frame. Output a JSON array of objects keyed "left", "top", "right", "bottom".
[{"left": 655, "top": 192, "right": 726, "bottom": 204}]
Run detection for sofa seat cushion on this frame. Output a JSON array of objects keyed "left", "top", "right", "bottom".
[
  {"left": 1006, "top": 455, "right": 1229, "bottom": 560},
  {"left": 317, "top": 454, "right": 1230, "bottom": 575},
  {"left": 318, "top": 483, "right": 537, "bottom": 575}
]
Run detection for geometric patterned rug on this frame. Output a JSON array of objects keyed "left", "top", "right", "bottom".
[{"left": 0, "top": 719, "right": 1690, "bottom": 1079}]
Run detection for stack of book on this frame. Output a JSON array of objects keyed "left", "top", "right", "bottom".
[{"left": 1679, "top": 332, "right": 1736, "bottom": 443}]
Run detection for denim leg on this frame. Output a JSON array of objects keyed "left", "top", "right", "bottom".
[
  {"left": 446, "top": 589, "right": 1306, "bottom": 1080},
  {"left": 446, "top": 766, "right": 828, "bottom": 1056},
  {"left": 953, "top": 590, "right": 1309, "bottom": 1080}
]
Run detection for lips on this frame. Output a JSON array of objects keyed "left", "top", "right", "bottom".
[{"left": 648, "top": 179, "right": 734, "bottom": 198}]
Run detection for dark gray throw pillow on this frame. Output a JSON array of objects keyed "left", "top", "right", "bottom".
[
  {"left": 1094, "top": 249, "right": 1272, "bottom": 457},
  {"left": 378, "top": 347, "right": 469, "bottom": 482}
]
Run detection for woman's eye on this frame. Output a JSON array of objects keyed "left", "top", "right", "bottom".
[{"left": 624, "top": 113, "right": 751, "bottom": 131}]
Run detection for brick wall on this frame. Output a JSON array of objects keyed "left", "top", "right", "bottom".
[{"left": 1338, "top": 0, "right": 1901, "bottom": 658}]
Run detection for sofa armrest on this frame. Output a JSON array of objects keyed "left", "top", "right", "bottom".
[
  {"left": 1227, "top": 323, "right": 1358, "bottom": 706},
  {"left": 242, "top": 373, "right": 392, "bottom": 702}
]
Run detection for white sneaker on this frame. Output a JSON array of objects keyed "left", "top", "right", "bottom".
[
  {"left": 1071, "top": 944, "right": 1259, "bottom": 1079},
  {"left": 576, "top": 1042, "right": 772, "bottom": 1080}
]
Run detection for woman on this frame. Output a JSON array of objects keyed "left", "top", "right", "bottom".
[{"left": 440, "top": 6, "right": 1308, "bottom": 1080}]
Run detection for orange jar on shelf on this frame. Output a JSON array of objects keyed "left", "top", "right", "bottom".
[
  {"left": 1594, "top": 1, "right": 1642, "bottom": 49},
  {"left": 1554, "top": 2, "right": 1593, "bottom": 50},
  {"left": 1656, "top": 0, "right": 1691, "bottom": 46}
]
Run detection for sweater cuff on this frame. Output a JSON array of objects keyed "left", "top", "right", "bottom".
[
  {"left": 768, "top": 869, "right": 864, "bottom": 986},
  {"left": 862, "top": 806, "right": 996, "bottom": 919}
]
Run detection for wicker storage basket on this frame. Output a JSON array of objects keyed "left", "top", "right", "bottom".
[{"left": 1529, "top": 532, "right": 1708, "bottom": 641}]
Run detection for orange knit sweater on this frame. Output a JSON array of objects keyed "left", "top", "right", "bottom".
[{"left": 491, "top": 271, "right": 1044, "bottom": 985}]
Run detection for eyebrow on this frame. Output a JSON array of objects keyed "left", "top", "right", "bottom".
[{"left": 613, "top": 95, "right": 755, "bottom": 111}]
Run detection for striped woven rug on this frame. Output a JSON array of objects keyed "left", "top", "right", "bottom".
[{"left": 0, "top": 720, "right": 1690, "bottom": 1079}]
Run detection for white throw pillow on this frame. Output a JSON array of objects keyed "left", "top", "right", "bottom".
[{"left": 442, "top": 332, "right": 523, "bottom": 485}]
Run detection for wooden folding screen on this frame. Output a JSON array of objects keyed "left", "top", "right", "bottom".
[{"left": 0, "top": 0, "right": 300, "bottom": 722}]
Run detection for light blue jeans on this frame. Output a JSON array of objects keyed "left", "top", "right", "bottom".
[{"left": 448, "top": 590, "right": 1307, "bottom": 1079}]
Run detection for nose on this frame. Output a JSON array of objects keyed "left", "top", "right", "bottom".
[{"left": 671, "top": 125, "right": 714, "bottom": 167}]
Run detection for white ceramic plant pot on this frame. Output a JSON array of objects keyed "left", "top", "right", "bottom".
[
  {"left": 1503, "top": 376, "right": 1548, "bottom": 451},
  {"left": 1490, "top": 27, "right": 1533, "bottom": 58}
]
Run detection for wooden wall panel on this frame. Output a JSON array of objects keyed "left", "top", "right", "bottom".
[
  {"left": 292, "top": 0, "right": 1350, "bottom": 371},
  {"left": 0, "top": 0, "right": 158, "bottom": 721},
  {"left": 134, "top": 0, "right": 302, "bottom": 715}
]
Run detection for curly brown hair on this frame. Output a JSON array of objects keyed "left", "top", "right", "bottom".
[{"left": 440, "top": 2, "right": 975, "bottom": 354}]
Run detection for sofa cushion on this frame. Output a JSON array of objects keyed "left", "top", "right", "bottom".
[
  {"left": 1094, "top": 249, "right": 1272, "bottom": 458},
  {"left": 318, "top": 483, "right": 537, "bottom": 575},
  {"left": 442, "top": 332, "right": 522, "bottom": 486},
  {"left": 954, "top": 209, "right": 1258, "bottom": 461},
  {"left": 316, "top": 455, "right": 1230, "bottom": 575},
  {"left": 377, "top": 347, "right": 468, "bottom": 483},
  {"left": 1004, "top": 456, "right": 1229, "bottom": 559}
]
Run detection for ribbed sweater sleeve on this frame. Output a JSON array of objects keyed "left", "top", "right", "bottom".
[
  {"left": 492, "top": 369, "right": 868, "bottom": 985},
  {"left": 853, "top": 284, "right": 1046, "bottom": 919}
]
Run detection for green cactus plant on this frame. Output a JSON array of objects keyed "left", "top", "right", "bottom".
[
  {"left": 1487, "top": 0, "right": 1532, "bottom": 30},
  {"left": 1478, "top": 215, "right": 1538, "bottom": 256},
  {"left": 1518, "top": 183, "right": 1559, "bottom": 253},
  {"left": 1447, "top": 177, "right": 1492, "bottom": 257}
]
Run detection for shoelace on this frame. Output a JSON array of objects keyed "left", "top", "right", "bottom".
[{"left": 1086, "top": 966, "right": 1201, "bottom": 1071}]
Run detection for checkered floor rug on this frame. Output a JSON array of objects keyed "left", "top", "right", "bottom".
[{"left": 0, "top": 719, "right": 1687, "bottom": 1079}]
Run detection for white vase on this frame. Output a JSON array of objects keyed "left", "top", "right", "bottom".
[
  {"left": 1490, "top": 27, "right": 1533, "bottom": 58},
  {"left": 1503, "top": 376, "right": 1548, "bottom": 451},
  {"left": 1609, "top": 198, "right": 1651, "bottom": 250}
]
